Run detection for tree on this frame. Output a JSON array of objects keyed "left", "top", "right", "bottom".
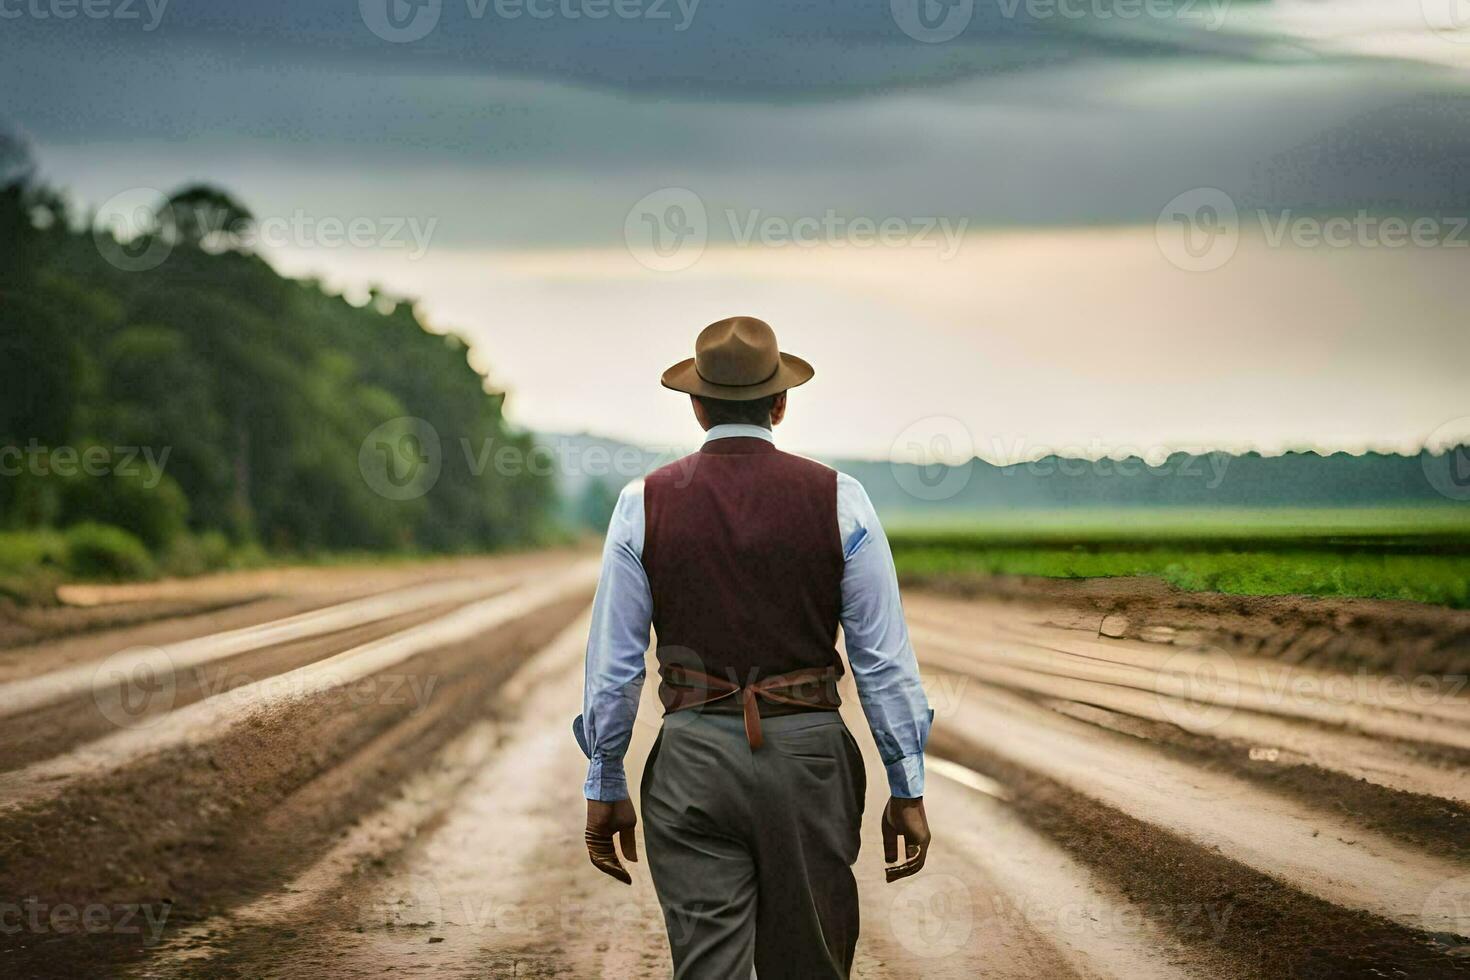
[
  {"left": 161, "top": 184, "right": 255, "bottom": 253},
  {"left": 2, "top": 177, "right": 556, "bottom": 564}
]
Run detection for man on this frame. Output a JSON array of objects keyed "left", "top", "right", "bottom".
[{"left": 573, "top": 315, "right": 933, "bottom": 979}]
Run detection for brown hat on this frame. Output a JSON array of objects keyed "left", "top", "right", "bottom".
[{"left": 661, "top": 316, "right": 814, "bottom": 401}]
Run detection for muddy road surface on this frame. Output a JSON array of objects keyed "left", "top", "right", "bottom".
[{"left": 2, "top": 554, "right": 1468, "bottom": 978}]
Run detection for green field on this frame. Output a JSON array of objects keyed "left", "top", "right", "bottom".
[{"left": 885, "top": 507, "right": 1470, "bottom": 609}]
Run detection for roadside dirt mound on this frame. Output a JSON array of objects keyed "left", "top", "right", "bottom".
[
  {"left": 0, "top": 550, "right": 581, "bottom": 651},
  {"left": 910, "top": 574, "right": 1470, "bottom": 676},
  {"left": 0, "top": 595, "right": 262, "bottom": 650},
  {"left": 0, "top": 590, "right": 589, "bottom": 979},
  {"left": 930, "top": 726, "right": 1470, "bottom": 979}
]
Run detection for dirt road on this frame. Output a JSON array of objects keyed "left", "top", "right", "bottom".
[{"left": 2, "top": 554, "right": 1468, "bottom": 978}]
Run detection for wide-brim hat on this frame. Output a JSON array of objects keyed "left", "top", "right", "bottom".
[{"left": 661, "top": 316, "right": 814, "bottom": 401}]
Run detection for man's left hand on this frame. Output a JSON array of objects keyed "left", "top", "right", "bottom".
[
  {"left": 585, "top": 798, "right": 639, "bottom": 885},
  {"left": 882, "top": 796, "right": 931, "bottom": 883}
]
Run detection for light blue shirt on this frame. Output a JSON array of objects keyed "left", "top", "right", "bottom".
[{"left": 574, "top": 424, "right": 933, "bottom": 801}]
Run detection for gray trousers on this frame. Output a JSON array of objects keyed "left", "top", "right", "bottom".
[{"left": 640, "top": 709, "right": 866, "bottom": 980}]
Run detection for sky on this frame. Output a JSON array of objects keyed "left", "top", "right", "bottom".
[{"left": 4, "top": 0, "right": 1468, "bottom": 460}]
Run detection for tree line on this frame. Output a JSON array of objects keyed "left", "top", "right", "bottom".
[{"left": 0, "top": 157, "right": 554, "bottom": 586}]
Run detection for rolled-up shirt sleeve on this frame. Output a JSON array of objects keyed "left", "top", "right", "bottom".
[
  {"left": 836, "top": 472, "right": 933, "bottom": 798},
  {"left": 573, "top": 481, "right": 652, "bottom": 802}
]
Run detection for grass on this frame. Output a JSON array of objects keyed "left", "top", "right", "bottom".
[
  {"left": 4, "top": 507, "right": 1466, "bottom": 610},
  {"left": 886, "top": 507, "right": 1470, "bottom": 609},
  {"left": 882, "top": 506, "right": 1470, "bottom": 542},
  {"left": 0, "top": 525, "right": 264, "bottom": 604},
  {"left": 0, "top": 522, "right": 560, "bottom": 605}
]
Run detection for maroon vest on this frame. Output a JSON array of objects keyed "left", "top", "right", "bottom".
[{"left": 643, "top": 436, "right": 845, "bottom": 728}]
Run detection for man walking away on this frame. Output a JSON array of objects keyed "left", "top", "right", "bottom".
[{"left": 573, "top": 315, "right": 934, "bottom": 979}]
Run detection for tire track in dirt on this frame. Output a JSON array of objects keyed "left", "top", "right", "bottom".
[
  {"left": 907, "top": 593, "right": 1470, "bottom": 722},
  {"left": 0, "top": 563, "right": 597, "bottom": 814},
  {"left": 11, "top": 567, "right": 1468, "bottom": 978},
  {"left": 909, "top": 602, "right": 1470, "bottom": 870},
  {"left": 905, "top": 594, "right": 1470, "bottom": 975},
  {"left": 832, "top": 677, "right": 1082, "bottom": 980},
  {"left": 0, "top": 569, "right": 596, "bottom": 979},
  {"left": 914, "top": 627, "right": 1470, "bottom": 802},
  {"left": 920, "top": 763, "right": 1230, "bottom": 979},
  {"left": 931, "top": 679, "right": 1467, "bottom": 932},
  {"left": 125, "top": 616, "right": 1187, "bottom": 980},
  {"left": 907, "top": 617, "right": 1470, "bottom": 751},
  {"left": 0, "top": 596, "right": 500, "bottom": 772},
  {"left": 0, "top": 552, "right": 576, "bottom": 661},
  {"left": 930, "top": 725, "right": 1470, "bottom": 978},
  {"left": 131, "top": 610, "right": 674, "bottom": 980},
  {"left": 0, "top": 574, "right": 523, "bottom": 722}
]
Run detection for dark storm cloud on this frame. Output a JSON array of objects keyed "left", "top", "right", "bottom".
[
  {"left": 6, "top": 0, "right": 1256, "bottom": 97},
  {"left": 4, "top": 0, "right": 1469, "bottom": 243}
]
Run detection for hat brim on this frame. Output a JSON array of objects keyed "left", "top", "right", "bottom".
[{"left": 660, "top": 352, "right": 814, "bottom": 401}]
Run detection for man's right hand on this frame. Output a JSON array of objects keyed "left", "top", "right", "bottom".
[
  {"left": 882, "top": 796, "right": 931, "bottom": 882},
  {"left": 585, "top": 798, "right": 639, "bottom": 885}
]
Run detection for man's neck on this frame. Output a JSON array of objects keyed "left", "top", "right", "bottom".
[{"left": 702, "top": 423, "right": 774, "bottom": 444}]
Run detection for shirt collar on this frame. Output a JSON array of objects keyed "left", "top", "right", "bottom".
[{"left": 703, "top": 423, "right": 775, "bottom": 445}]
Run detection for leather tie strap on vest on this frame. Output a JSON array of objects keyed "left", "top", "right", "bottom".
[{"left": 661, "top": 664, "right": 841, "bottom": 750}]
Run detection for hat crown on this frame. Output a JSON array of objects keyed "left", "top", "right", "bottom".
[
  {"left": 694, "top": 316, "right": 780, "bottom": 387},
  {"left": 661, "top": 315, "right": 812, "bottom": 400}
]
